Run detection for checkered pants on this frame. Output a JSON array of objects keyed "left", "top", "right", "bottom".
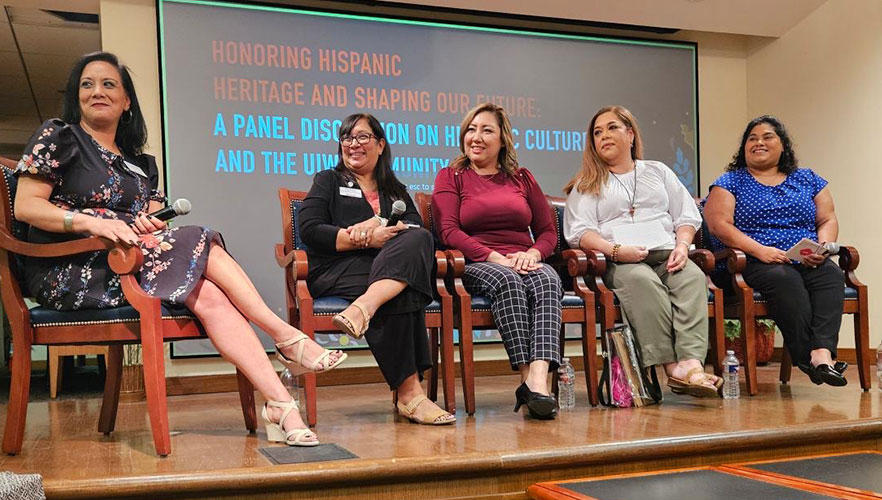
[{"left": 462, "top": 262, "right": 563, "bottom": 370}]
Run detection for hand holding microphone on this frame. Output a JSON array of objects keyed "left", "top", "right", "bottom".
[
  {"left": 132, "top": 198, "right": 191, "bottom": 235},
  {"left": 804, "top": 241, "right": 839, "bottom": 268},
  {"left": 386, "top": 199, "right": 407, "bottom": 227}
]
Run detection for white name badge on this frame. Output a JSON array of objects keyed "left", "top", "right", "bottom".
[
  {"left": 123, "top": 160, "right": 148, "bottom": 178},
  {"left": 339, "top": 186, "right": 362, "bottom": 198}
]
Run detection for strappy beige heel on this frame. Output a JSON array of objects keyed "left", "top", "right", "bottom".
[
  {"left": 396, "top": 394, "right": 456, "bottom": 425},
  {"left": 262, "top": 400, "right": 319, "bottom": 446},
  {"left": 332, "top": 301, "right": 371, "bottom": 339},
  {"left": 275, "top": 332, "right": 347, "bottom": 376}
]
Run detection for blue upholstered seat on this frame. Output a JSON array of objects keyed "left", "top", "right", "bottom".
[{"left": 29, "top": 302, "right": 196, "bottom": 328}]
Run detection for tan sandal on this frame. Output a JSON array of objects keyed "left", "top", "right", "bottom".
[
  {"left": 668, "top": 367, "right": 721, "bottom": 398},
  {"left": 396, "top": 394, "right": 456, "bottom": 425},
  {"left": 332, "top": 301, "right": 371, "bottom": 339},
  {"left": 262, "top": 400, "right": 319, "bottom": 447},
  {"left": 276, "top": 332, "right": 347, "bottom": 376}
]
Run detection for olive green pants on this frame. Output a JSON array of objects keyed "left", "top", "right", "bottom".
[{"left": 604, "top": 250, "right": 709, "bottom": 366}]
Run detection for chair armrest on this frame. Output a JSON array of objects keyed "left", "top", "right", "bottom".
[
  {"left": 291, "top": 249, "right": 309, "bottom": 281},
  {"left": 688, "top": 248, "right": 715, "bottom": 274},
  {"left": 275, "top": 243, "right": 294, "bottom": 268},
  {"left": 444, "top": 249, "right": 466, "bottom": 279},
  {"left": 434, "top": 250, "right": 447, "bottom": 278},
  {"left": 0, "top": 226, "right": 115, "bottom": 258},
  {"left": 837, "top": 245, "right": 859, "bottom": 272},
  {"left": 560, "top": 249, "right": 588, "bottom": 278},
  {"left": 585, "top": 250, "right": 607, "bottom": 277},
  {"left": 714, "top": 248, "right": 747, "bottom": 274}
]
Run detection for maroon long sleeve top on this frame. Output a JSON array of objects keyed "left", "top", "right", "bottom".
[{"left": 431, "top": 166, "right": 557, "bottom": 262}]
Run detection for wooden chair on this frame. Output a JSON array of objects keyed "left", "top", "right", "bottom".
[
  {"left": 583, "top": 221, "right": 727, "bottom": 387},
  {"left": 713, "top": 246, "right": 871, "bottom": 395},
  {"left": 0, "top": 165, "right": 256, "bottom": 456},
  {"left": 421, "top": 192, "right": 598, "bottom": 413},
  {"left": 275, "top": 189, "right": 456, "bottom": 424}
]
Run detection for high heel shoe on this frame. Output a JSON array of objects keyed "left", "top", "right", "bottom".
[
  {"left": 396, "top": 394, "right": 456, "bottom": 425},
  {"left": 332, "top": 301, "right": 371, "bottom": 339},
  {"left": 514, "top": 382, "right": 557, "bottom": 420},
  {"left": 276, "top": 332, "right": 347, "bottom": 376},
  {"left": 262, "top": 400, "right": 319, "bottom": 446}
]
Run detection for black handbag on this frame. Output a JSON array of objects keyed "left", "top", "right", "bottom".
[{"left": 598, "top": 325, "right": 663, "bottom": 407}]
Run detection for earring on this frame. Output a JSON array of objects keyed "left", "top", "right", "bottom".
[{"left": 120, "top": 109, "right": 133, "bottom": 124}]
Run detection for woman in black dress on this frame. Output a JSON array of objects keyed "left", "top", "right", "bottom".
[
  {"left": 299, "top": 113, "right": 454, "bottom": 425},
  {"left": 14, "top": 52, "right": 345, "bottom": 446}
]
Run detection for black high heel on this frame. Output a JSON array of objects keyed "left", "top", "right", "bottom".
[{"left": 514, "top": 383, "right": 557, "bottom": 420}]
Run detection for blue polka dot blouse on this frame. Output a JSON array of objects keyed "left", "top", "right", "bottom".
[{"left": 709, "top": 167, "right": 827, "bottom": 252}]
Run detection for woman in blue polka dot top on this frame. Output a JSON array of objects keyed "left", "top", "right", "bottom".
[{"left": 704, "top": 115, "right": 846, "bottom": 387}]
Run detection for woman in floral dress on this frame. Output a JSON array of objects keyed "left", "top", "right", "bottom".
[{"left": 14, "top": 51, "right": 344, "bottom": 446}]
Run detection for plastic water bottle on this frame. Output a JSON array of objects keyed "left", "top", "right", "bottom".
[
  {"left": 876, "top": 340, "right": 882, "bottom": 392},
  {"left": 722, "top": 350, "right": 740, "bottom": 399},
  {"left": 279, "top": 368, "right": 300, "bottom": 405},
  {"left": 557, "top": 358, "right": 576, "bottom": 409}
]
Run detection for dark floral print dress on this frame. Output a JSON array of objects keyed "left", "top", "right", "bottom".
[{"left": 15, "top": 119, "right": 222, "bottom": 310}]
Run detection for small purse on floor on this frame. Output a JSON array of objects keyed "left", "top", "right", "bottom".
[{"left": 598, "top": 325, "right": 663, "bottom": 407}]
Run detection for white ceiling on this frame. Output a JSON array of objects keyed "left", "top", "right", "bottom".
[{"left": 0, "top": 0, "right": 827, "bottom": 157}]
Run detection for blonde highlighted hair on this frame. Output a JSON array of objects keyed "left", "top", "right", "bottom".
[
  {"left": 450, "top": 102, "right": 519, "bottom": 176},
  {"left": 564, "top": 105, "right": 644, "bottom": 195}
]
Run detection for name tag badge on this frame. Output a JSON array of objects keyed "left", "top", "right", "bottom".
[
  {"left": 339, "top": 186, "right": 362, "bottom": 198},
  {"left": 123, "top": 160, "right": 148, "bottom": 178}
]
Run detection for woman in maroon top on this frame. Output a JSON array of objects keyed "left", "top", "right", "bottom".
[{"left": 432, "top": 103, "right": 562, "bottom": 419}]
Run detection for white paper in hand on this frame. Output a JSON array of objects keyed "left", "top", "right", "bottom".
[
  {"left": 611, "top": 220, "right": 673, "bottom": 250},
  {"left": 785, "top": 238, "right": 824, "bottom": 263}
]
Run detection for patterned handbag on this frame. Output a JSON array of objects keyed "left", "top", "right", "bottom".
[{"left": 598, "top": 325, "right": 663, "bottom": 407}]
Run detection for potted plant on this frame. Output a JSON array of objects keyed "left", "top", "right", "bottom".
[{"left": 723, "top": 319, "right": 778, "bottom": 365}]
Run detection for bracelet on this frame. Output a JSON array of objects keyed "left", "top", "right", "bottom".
[
  {"left": 372, "top": 215, "right": 387, "bottom": 226},
  {"left": 610, "top": 243, "right": 621, "bottom": 262},
  {"left": 63, "top": 211, "right": 76, "bottom": 233},
  {"left": 676, "top": 240, "right": 690, "bottom": 248}
]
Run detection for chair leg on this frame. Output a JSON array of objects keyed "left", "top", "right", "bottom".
[
  {"left": 779, "top": 348, "right": 792, "bottom": 384},
  {"left": 740, "top": 314, "right": 759, "bottom": 396},
  {"left": 2, "top": 342, "right": 32, "bottom": 455},
  {"left": 134, "top": 299, "right": 172, "bottom": 457},
  {"left": 48, "top": 346, "right": 62, "bottom": 400},
  {"left": 854, "top": 303, "right": 871, "bottom": 391},
  {"left": 458, "top": 314, "right": 476, "bottom": 415},
  {"left": 98, "top": 345, "right": 123, "bottom": 434},
  {"left": 235, "top": 368, "right": 257, "bottom": 432},
  {"left": 582, "top": 322, "right": 599, "bottom": 406},
  {"left": 427, "top": 327, "right": 439, "bottom": 402},
  {"left": 440, "top": 321, "right": 456, "bottom": 414}
]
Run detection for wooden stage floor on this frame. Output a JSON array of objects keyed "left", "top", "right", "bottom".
[{"left": 1, "top": 364, "right": 881, "bottom": 500}]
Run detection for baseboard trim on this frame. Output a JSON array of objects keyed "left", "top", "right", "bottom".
[{"left": 164, "top": 348, "right": 870, "bottom": 397}]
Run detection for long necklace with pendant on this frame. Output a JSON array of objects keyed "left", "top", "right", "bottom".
[{"left": 610, "top": 164, "right": 638, "bottom": 219}]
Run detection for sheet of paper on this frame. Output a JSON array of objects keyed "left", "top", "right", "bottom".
[
  {"left": 611, "top": 220, "right": 672, "bottom": 250},
  {"left": 785, "top": 238, "right": 824, "bottom": 263}
]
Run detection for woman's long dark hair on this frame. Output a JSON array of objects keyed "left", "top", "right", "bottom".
[
  {"left": 62, "top": 51, "right": 147, "bottom": 156},
  {"left": 334, "top": 113, "right": 408, "bottom": 201},
  {"left": 727, "top": 115, "right": 798, "bottom": 174}
]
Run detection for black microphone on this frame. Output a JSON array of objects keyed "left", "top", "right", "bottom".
[
  {"left": 386, "top": 199, "right": 406, "bottom": 227},
  {"left": 149, "top": 198, "right": 191, "bottom": 222}
]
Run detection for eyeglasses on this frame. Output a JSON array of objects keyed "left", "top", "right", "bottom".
[{"left": 340, "top": 133, "right": 376, "bottom": 146}]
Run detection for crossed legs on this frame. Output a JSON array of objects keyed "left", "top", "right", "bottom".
[{"left": 183, "top": 244, "right": 345, "bottom": 442}]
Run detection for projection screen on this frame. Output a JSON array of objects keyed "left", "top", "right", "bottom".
[{"left": 158, "top": 0, "right": 698, "bottom": 356}]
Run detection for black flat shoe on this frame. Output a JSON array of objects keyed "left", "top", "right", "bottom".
[
  {"left": 798, "top": 363, "right": 848, "bottom": 387},
  {"left": 833, "top": 361, "right": 848, "bottom": 375},
  {"left": 514, "top": 383, "right": 557, "bottom": 420},
  {"left": 815, "top": 364, "right": 848, "bottom": 386}
]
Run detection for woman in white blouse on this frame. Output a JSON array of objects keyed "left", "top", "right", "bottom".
[{"left": 563, "top": 105, "right": 720, "bottom": 398}]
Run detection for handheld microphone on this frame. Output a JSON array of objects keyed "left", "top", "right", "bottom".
[
  {"left": 386, "top": 200, "right": 406, "bottom": 227},
  {"left": 823, "top": 242, "right": 840, "bottom": 255},
  {"left": 149, "top": 198, "right": 192, "bottom": 222}
]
